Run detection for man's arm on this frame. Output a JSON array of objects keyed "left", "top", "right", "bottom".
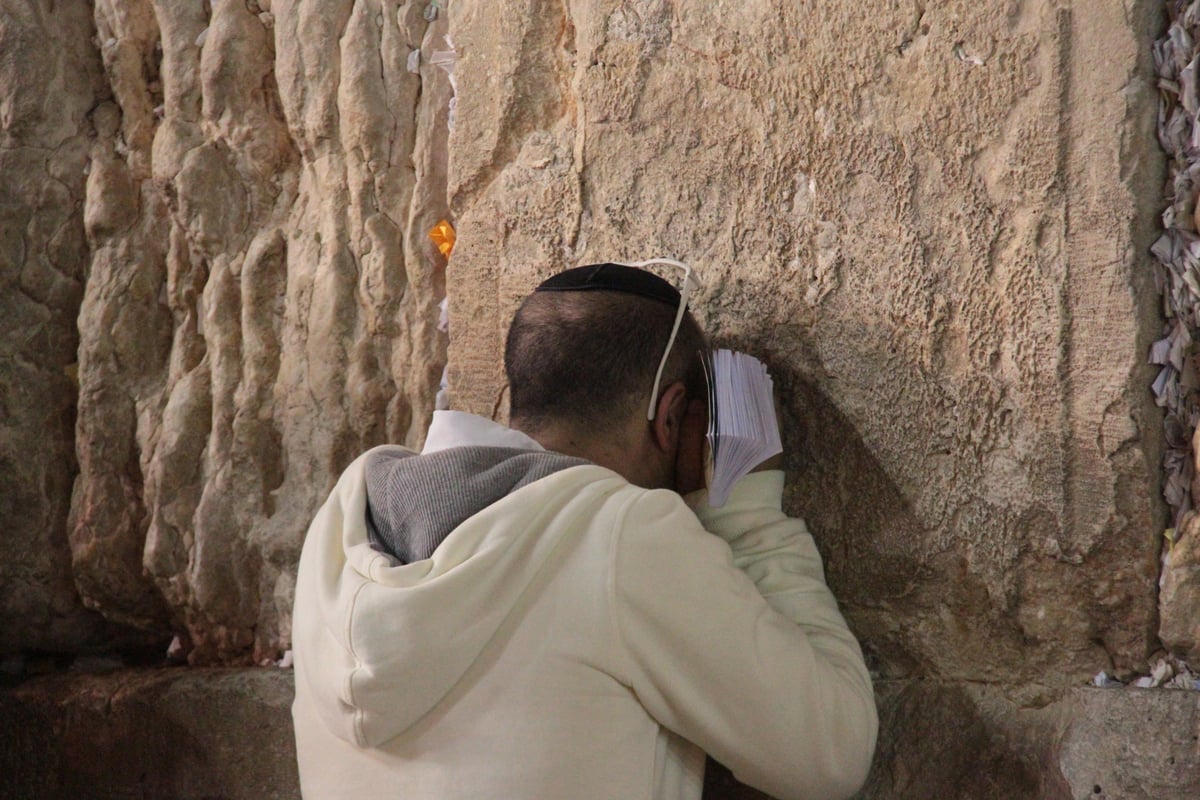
[
  {"left": 611, "top": 474, "right": 877, "bottom": 800},
  {"left": 689, "top": 471, "right": 866, "bottom": 680}
]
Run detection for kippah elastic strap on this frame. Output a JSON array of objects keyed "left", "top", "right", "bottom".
[{"left": 617, "top": 258, "right": 702, "bottom": 421}]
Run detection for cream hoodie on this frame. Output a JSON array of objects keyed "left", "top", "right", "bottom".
[{"left": 292, "top": 411, "right": 877, "bottom": 799}]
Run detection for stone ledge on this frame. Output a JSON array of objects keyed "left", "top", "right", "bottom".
[
  {"left": 0, "top": 667, "right": 299, "bottom": 800},
  {"left": 856, "top": 680, "right": 1200, "bottom": 800},
  {"left": 2, "top": 670, "right": 1198, "bottom": 800}
]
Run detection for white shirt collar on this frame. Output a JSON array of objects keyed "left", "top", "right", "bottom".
[{"left": 421, "top": 410, "right": 545, "bottom": 454}]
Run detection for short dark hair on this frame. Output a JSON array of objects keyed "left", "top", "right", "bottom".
[{"left": 504, "top": 289, "right": 707, "bottom": 434}]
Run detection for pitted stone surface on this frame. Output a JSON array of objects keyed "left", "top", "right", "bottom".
[{"left": 445, "top": 0, "right": 1166, "bottom": 684}]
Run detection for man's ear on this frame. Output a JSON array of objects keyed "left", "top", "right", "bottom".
[{"left": 650, "top": 382, "right": 689, "bottom": 452}]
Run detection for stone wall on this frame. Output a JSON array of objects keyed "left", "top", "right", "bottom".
[
  {"left": 446, "top": 0, "right": 1167, "bottom": 685},
  {"left": 3, "top": 0, "right": 1198, "bottom": 798},
  {"left": 2, "top": 0, "right": 1168, "bottom": 681},
  {"left": 64, "top": 0, "right": 452, "bottom": 663}
]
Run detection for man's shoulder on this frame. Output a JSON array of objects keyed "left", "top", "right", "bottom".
[{"left": 596, "top": 483, "right": 707, "bottom": 545}]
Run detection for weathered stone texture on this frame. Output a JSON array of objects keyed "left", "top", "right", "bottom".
[
  {"left": 446, "top": 1, "right": 1165, "bottom": 683},
  {"left": 70, "top": 0, "right": 450, "bottom": 662},
  {"left": 0, "top": 0, "right": 125, "bottom": 652}
]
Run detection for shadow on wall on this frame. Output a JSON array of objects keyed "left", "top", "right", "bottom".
[
  {"left": 859, "top": 681, "right": 1064, "bottom": 799},
  {"left": 714, "top": 331, "right": 933, "bottom": 680},
  {"left": 701, "top": 679, "right": 1065, "bottom": 800}
]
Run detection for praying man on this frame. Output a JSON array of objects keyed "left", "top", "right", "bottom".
[{"left": 290, "top": 261, "right": 878, "bottom": 800}]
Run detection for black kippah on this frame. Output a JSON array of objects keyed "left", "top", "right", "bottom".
[{"left": 533, "top": 263, "right": 680, "bottom": 307}]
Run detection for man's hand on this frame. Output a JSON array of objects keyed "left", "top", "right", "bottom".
[{"left": 674, "top": 398, "right": 708, "bottom": 494}]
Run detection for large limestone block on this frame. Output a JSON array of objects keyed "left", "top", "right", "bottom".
[
  {"left": 72, "top": 0, "right": 451, "bottom": 662},
  {"left": 0, "top": 0, "right": 132, "bottom": 652},
  {"left": 446, "top": 1, "right": 1165, "bottom": 682}
]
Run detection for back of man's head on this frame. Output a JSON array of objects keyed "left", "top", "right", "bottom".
[{"left": 504, "top": 273, "right": 706, "bottom": 438}]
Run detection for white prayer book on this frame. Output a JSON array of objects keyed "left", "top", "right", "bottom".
[{"left": 703, "top": 350, "right": 783, "bottom": 507}]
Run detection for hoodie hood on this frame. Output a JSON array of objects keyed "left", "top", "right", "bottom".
[
  {"left": 292, "top": 444, "right": 622, "bottom": 749},
  {"left": 363, "top": 446, "right": 587, "bottom": 564}
]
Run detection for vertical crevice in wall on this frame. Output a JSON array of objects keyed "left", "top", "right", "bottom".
[{"left": 398, "top": 0, "right": 452, "bottom": 439}]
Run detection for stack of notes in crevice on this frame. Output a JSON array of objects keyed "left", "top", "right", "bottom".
[{"left": 702, "top": 349, "right": 783, "bottom": 507}]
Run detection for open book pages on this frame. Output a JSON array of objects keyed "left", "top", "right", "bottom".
[{"left": 702, "top": 350, "right": 783, "bottom": 507}]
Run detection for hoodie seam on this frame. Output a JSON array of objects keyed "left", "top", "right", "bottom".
[
  {"left": 606, "top": 489, "right": 649, "bottom": 689},
  {"left": 344, "top": 576, "right": 372, "bottom": 747}
]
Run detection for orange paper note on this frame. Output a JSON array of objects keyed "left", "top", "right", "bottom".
[{"left": 430, "top": 219, "right": 456, "bottom": 257}]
